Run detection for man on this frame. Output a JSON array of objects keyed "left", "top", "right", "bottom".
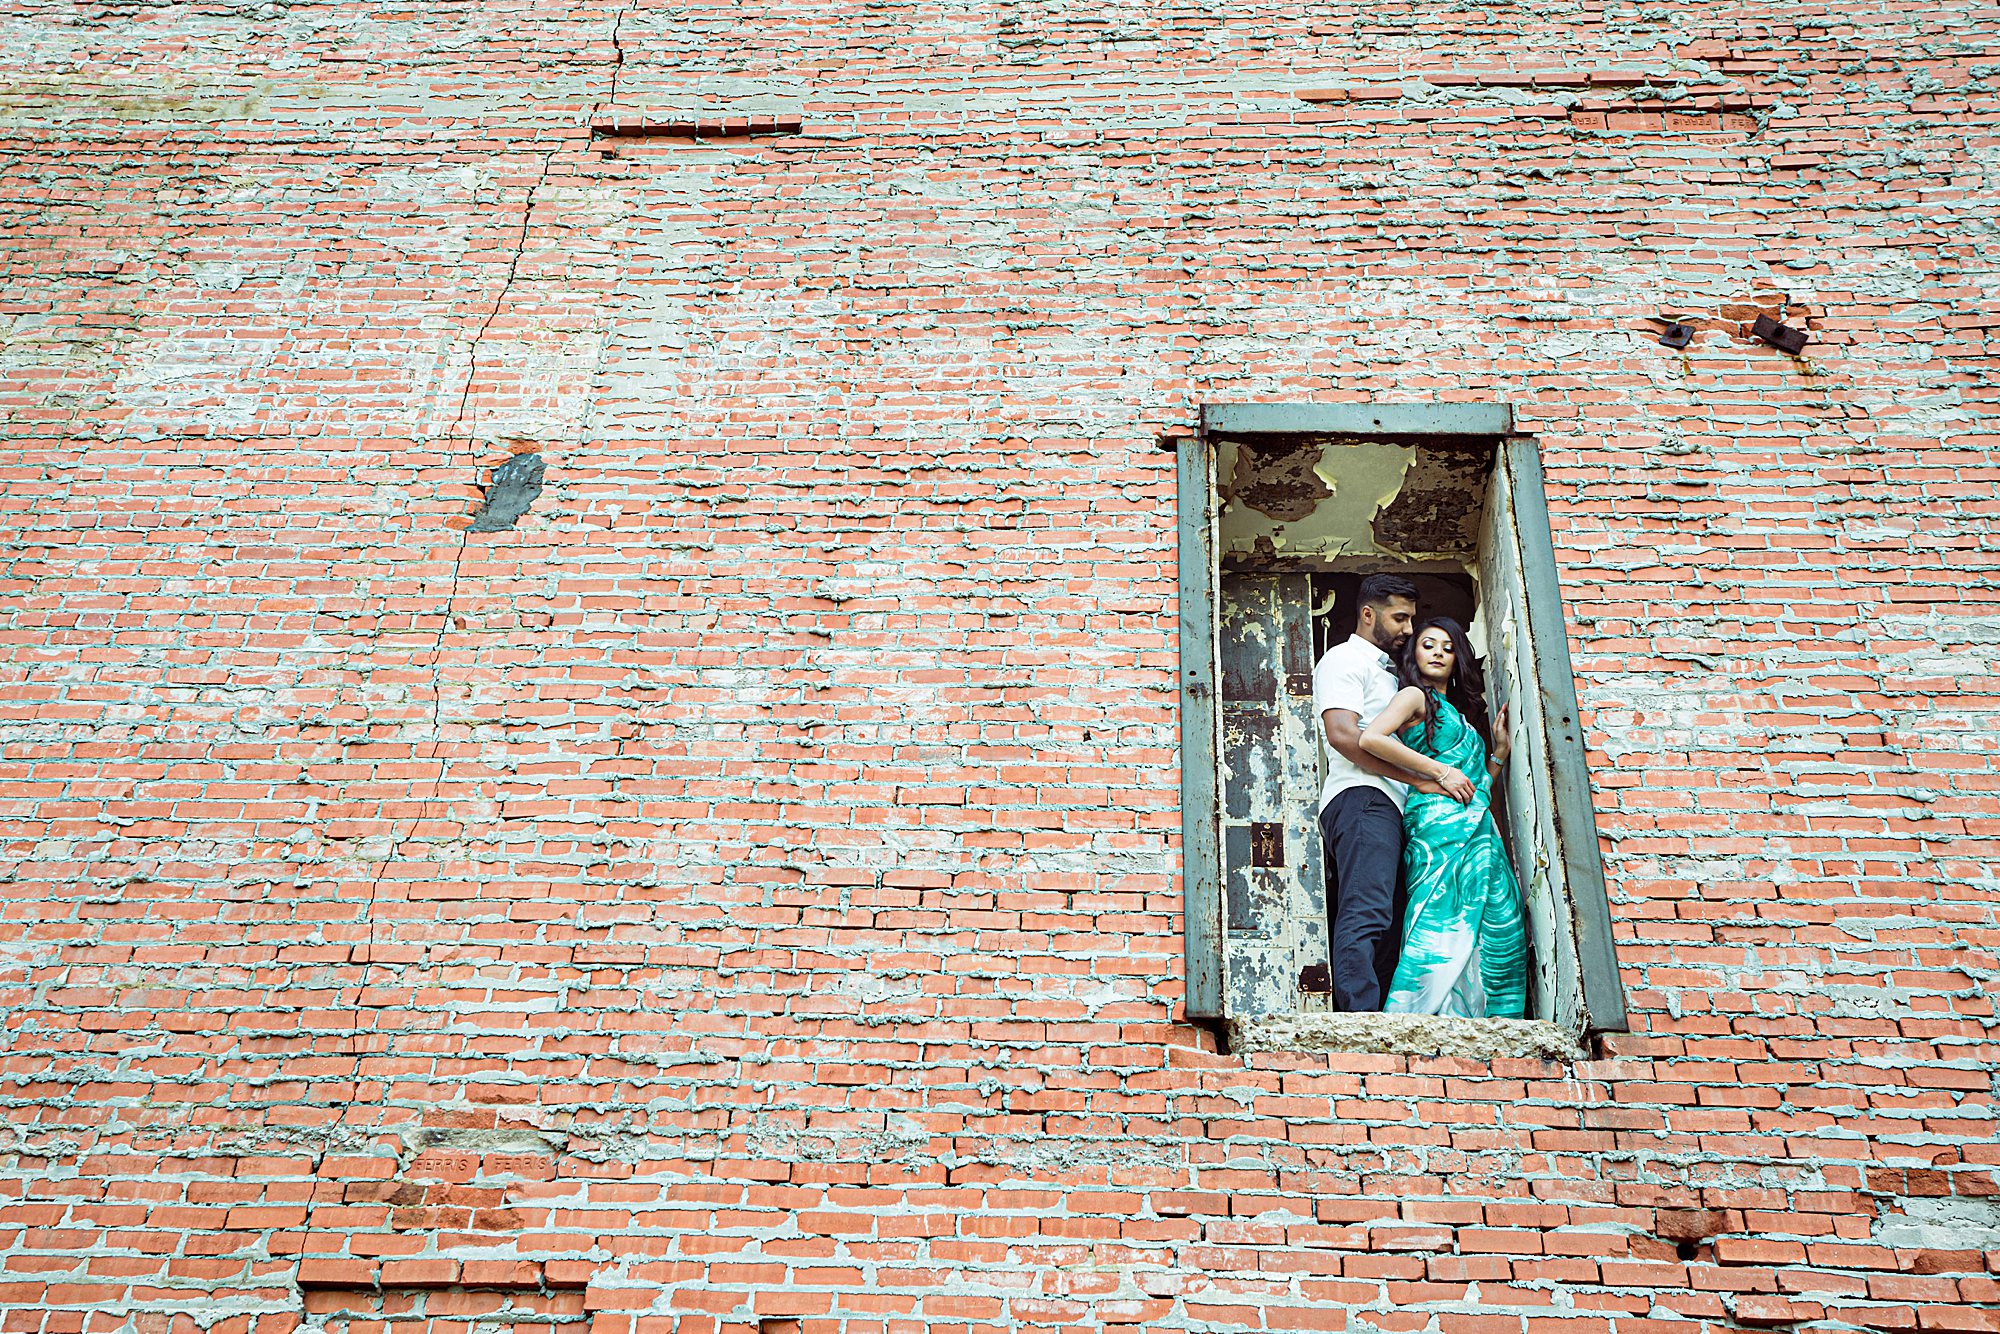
[{"left": 1312, "top": 573, "right": 1444, "bottom": 1012}]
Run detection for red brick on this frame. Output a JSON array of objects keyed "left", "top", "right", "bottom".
[
  {"left": 1715, "top": 1237, "right": 1809, "bottom": 1267},
  {"left": 295, "top": 1257, "right": 378, "bottom": 1288},
  {"left": 1736, "top": 1296, "right": 1825, "bottom": 1327}
]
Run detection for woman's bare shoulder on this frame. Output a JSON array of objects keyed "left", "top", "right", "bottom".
[{"left": 1371, "top": 685, "right": 1429, "bottom": 726}]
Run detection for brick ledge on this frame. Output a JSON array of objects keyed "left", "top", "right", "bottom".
[{"left": 1228, "top": 1011, "right": 1584, "bottom": 1060}]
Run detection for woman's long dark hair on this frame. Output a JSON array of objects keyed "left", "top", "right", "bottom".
[{"left": 1396, "top": 616, "right": 1486, "bottom": 751}]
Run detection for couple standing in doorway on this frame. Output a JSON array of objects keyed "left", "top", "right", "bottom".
[{"left": 1313, "top": 574, "right": 1528, "bottom": 1018}]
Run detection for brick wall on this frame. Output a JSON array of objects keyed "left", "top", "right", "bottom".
[{"left": 3, "top": 2, "right": 1997, "bottom": 1331}]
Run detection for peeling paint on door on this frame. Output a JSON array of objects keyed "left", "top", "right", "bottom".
[{"left": 1219, "top": 573, "right": 1327, "bottom": 1016}]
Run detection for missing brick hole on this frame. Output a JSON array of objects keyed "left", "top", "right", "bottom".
[
  {"left": 759, "top": 1321, "right": 803, "bottom": 1334},
  {"left": 1654, "top": 1208, "right": 1728, "bottom": 1256},
  {"left": 589, "top": 114, "right": 804, "bottom": 143}
]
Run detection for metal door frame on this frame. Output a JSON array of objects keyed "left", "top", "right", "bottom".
[{"left": 1177, "top": 404, "right": 1627, "bottom": 1036}]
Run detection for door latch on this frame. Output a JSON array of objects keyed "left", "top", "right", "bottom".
[{"left": 1250, "top": 822, "right": 1284, "bottom": 867}]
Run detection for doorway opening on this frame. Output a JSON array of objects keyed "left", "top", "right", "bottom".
[{"left": 1176, "top": 405, "right": 1627, "bottom": 1054}]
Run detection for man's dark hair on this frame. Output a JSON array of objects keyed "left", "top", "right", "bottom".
[{"left": 1356, "top": 573, "right": 1420, "bottom": 610}]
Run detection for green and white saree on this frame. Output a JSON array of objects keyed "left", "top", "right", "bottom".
[{"left": 1384, "top": 695, "right": 1529, "bottom": 1018}]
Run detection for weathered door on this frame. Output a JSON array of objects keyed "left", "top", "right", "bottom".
[
  {"left": 1218, "top": 573, "right": 1328, "bottom": 1016},
  {"left": 1477, "top": 471, "right": 1567, "bottom": 1027},
  {"left": 1476, "top": 441, "right": 1628, "bottom": 1035}
]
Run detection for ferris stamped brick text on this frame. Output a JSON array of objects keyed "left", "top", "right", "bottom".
[{"left": 1, "top": 2, "right": 1997, "bottom": 1333}]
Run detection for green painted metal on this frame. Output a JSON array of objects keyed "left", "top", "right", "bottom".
[
  {"left": 1501, "top": 438, "right": 1630, "bottom": 1036},
  {"left": 1201, "top": 403, "right": 1514, "bottom": 439},
  {"left": 1178, "top": 433, "right": 1226, "bottom": 1020}
]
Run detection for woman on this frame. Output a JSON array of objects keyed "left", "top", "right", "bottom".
[{"left": 1360, "top": 617, "right": 1529, "bottom": 1018}]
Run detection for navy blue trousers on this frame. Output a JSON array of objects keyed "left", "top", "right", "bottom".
[{"left": 1319, "top": 788, "right": 1406, "bottom": 1012}]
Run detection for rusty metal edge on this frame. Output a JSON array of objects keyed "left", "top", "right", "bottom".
[
  {"left": 1502, "top": 437, "right": 1631, "bottom": 1036},
  {"left": 1178, "top": 430, "right": 1225, "bottom": 1021}
]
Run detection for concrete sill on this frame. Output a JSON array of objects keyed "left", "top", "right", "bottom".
[{"left": 1227, "top": 1011, "right": 1584, "bottom": 1061}]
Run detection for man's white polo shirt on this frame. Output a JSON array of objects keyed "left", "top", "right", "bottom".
[{"left": 1312, "top": 633, "right": 1409, "bottom": 813}]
